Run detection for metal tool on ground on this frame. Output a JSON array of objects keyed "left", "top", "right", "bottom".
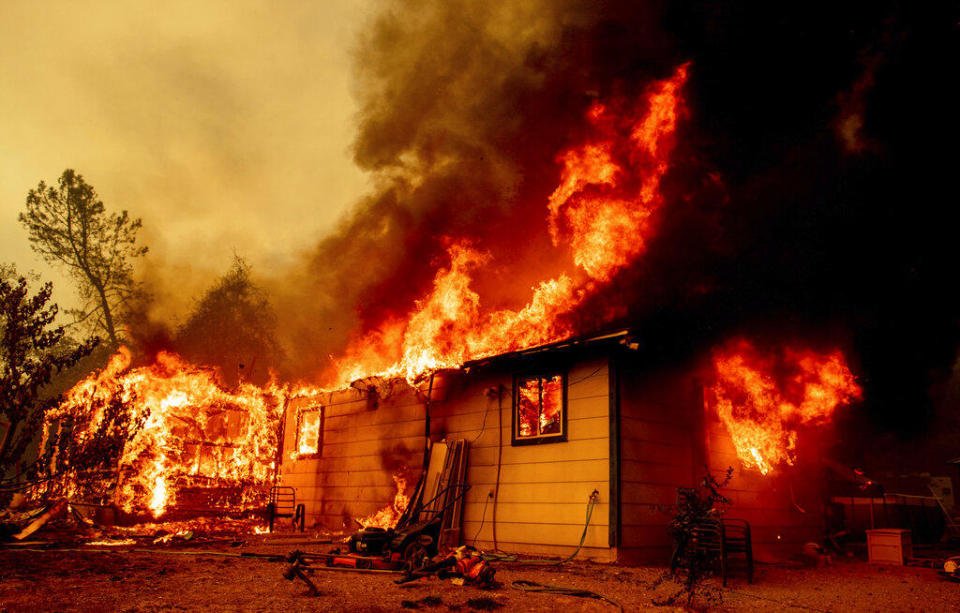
[
  {"left": 283, "top": 556, "right": 321, "bottom": 595},
  {"left": 395, "top": 545, "right": 495, "bottom": 587},
  {"left": 278, "top": 481, "right": 473, "bottom": 597}
]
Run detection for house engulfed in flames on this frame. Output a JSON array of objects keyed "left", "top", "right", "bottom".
[
  {"left": 280, "top": 329, "right": 860, "bottom": 563},
  {"left": 37, "top": 62, "right": 862, "bottom": 562}
]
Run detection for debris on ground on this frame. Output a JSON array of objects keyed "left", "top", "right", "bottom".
[
  {"left": 4, "top": 546, "right": 960, "bottom": 612},
  {"left": 397, "top": 546, "right": 496, "bottom": 588}
]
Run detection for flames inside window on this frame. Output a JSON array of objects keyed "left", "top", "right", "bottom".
[
  {"left": 297, "top": 408, "right": 322, "bottom": 457},
  {"left": 515, "top": 373, "right": 565, "bottom": 443}
]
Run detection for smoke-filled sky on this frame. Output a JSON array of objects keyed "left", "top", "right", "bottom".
[
  {"left": 2, "top": 1, "right": 958, "bottom": 469},
  {"left": 0, "top": 0, "right": 371, "bottom": 314}
]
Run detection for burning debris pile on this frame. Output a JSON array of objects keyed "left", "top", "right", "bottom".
[
  {"left": 708, "top": 340, "right": 862, "bottom": 475},
  {"left": 32, "top": 346, "right": 287, "bottom": 519}
]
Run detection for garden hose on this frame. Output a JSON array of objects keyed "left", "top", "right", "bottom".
[{"left": 483, "top": 489, "right": 600, "bottom": 565}]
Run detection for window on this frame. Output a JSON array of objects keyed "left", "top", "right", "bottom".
[
  {"left": 296, "top": 407, "right": 322, "bottom": 458},
  {"left": 513, "top": 372, "right": 566, "bottom": 445}
]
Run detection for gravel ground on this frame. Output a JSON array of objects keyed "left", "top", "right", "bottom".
[{"left": 1, "top": 544, "right": 958, "bottom": 612}]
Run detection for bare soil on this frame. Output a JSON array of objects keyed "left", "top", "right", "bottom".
[{"left": 1, "top": 543, "right": 958, "bottom": 612}]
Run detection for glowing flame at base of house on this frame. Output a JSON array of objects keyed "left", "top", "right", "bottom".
[{"left": 355, "top": 473, "right": 410, "bottom": 530}]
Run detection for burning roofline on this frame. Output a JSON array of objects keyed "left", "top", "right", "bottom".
[
  {"left": 333, "top": 328, "right": 636, "bottom": 394},
  {"left": 461, "top": 327, "right": 634, "bottom": 371}
]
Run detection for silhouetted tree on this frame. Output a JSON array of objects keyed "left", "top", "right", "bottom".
[
  {"left": 175, "top": 256, "right": 284, "bottom": 385},
  {"left": 0, "top": 271, "right": 98, "bottom": 476},
  {"left": 19, "top": 169, "right": 148, "bottom": 347}
]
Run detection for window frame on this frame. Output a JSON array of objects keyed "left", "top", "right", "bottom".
[
  {"left": 295, "top": 406, "right": 323, "bottom": 459},
  {"left": 511, "top": 371, "right": 568, "bottom": 446}
]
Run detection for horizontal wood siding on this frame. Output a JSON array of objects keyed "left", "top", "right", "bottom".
[
  {"left": 278, "top": 384, "right": 427, "bottom": 530},
  {"left": 279, "top": 357, "right": 613, "bottom": 562},
  {"left": 616, "top": 359, "right": 700, "bottom": 564},
  {"left": 615, "top": 353, "right": 825, "bottom": 564},
  {"left": 703, "top": 409, "right": 824, "bottom": 561}
]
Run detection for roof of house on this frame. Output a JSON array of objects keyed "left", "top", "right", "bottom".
[{"left": 461, "top": 327, "right": 635, "bottom": 371}]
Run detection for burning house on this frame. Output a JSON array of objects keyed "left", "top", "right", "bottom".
[
  {"left": 279, "top": 328, "right": 860, "bottom": 564},
  {"left": 34, "top": 347, "right": 285, "bottom": 523},
  {"left": 28, "top": 58, "right": 866, "bottom": 565}
]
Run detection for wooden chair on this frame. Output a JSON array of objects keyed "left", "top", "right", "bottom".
[
  {"left": 717, "top": 518, "right": 753, "bottom": 586},
  {"left": 685, "top": 518, "right": 754, "bottom": 586}
]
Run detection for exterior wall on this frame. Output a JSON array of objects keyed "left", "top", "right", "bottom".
[
  {"left": 615, "top": 350, "right": 824, "bottom": 564},
  {"left": 704, "top": 409, "right": 824, "bottom": 562},
  {"left": 443, "top": 356, "right": 613, "bottom": 561},
  {"left": 279, "top": 345, "right": 825, "bottom": 565},
  {"left": 616, "top": 355, "right": 701, "bottom": 564},
  {"left": 278, "top": 382, "right": 427, "bottom": 530},
  {"left": 278, "top": 354, "right": 614, "bottom": 561}
]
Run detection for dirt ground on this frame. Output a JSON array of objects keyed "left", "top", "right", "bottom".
[{"left": 2, "top": 543, "right": 958, "bottom": 612}]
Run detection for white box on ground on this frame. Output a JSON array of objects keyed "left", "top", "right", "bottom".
[{"left": 866, "top": 528, "right": 912, "bottom": 565}]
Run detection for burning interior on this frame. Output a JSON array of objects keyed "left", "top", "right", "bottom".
[{"left": 33, "top": 347, "right": 285, "bottom": 522}]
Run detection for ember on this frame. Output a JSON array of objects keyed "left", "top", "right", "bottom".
[
  {"left": 333, "top": 64, "right": 689, "bottom": 386},
  {"left": 708, "top": 340, "right": 862, "bottom": 475}
]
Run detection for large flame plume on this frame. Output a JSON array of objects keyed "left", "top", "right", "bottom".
[
  {"left": 334, "top": 64, "right": 688, "bottom": 385},
  {"left": 708, "top": 340, "right": 862, "bottom": 475},
  {"left": 38, "top": 347, "right": 288, "bottom": 518}
]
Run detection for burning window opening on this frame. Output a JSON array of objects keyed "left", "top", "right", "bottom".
[
  {"left": 295, "top": 407, "right": 322, "bottom": 459},
  {"left": 514, "top": 373, "right": 566, "bottom": 444},
  {"left": 708, "top": 340, "right": 862, "bottom": 476}
]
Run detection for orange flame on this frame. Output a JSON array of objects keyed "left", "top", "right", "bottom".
[
  {"left": 37, "top": 65, "right": 691, "bottom": 524},
  {"left": 40, "top": 348, "right": 287, "bottom": 518},
  {"left": 334, "top": 64, "right": 689, "bottom": 386},
  {"left": 356, "top": 473, "right": 409, "bottom": 530},
  {"left": 297, "top": 410, "right": 321, "bottom": 456},
  {"left": 709, "top": 340, "right": 862, "bottom": 475}
]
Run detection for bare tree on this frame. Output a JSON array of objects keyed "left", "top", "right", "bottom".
[{"left": 19, "top": 169, "right": 148, "bottom": 347}]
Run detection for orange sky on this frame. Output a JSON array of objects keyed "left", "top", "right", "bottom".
[{"left": 0, "top": 1, "right": 372, "bottom": 317}]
